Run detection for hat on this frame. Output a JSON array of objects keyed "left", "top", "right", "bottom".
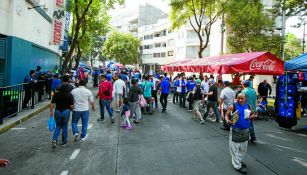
[
  {"left": 223, "top": 81, "right": 230, "bottom": 86},
  {"left": 196, "top": 79, "right": 201, "bottom": 84}
]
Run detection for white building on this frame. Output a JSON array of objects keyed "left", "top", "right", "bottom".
[
  {"left": 0, "top": 0, "right": 64, "bottom": 85},
  {"left": 111, "top": 4, "right": 226, "bottom": 73}
]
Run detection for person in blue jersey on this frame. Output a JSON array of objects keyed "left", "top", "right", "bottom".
[
  {"left": 225, "top": 93, "right": 255, "bottom": 174},
  {"left": 178, "top": 74, "right": 187, "bottom": 108},
  {"left": 22, "top": 70, "right": 36, "bottom": 109},
  {"left": 173, "top": 75, "right": 180, "bottom": 104},
  {"left": 186, "top": 77, "right": 196, "bottom": 111},
  {"left": 159, "top": 74, "right": 171, "bottom": 113}
]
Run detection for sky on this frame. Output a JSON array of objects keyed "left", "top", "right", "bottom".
[{"left": 110, "top": 0, "right": 304, "bottom": 40}]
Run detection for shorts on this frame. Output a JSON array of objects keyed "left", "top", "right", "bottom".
[
  {"left": 115, "top": 93, "right": 123, "bottom": 101},
  {"left": 193, "top": 100, "right": 200, "bottom": 113}
]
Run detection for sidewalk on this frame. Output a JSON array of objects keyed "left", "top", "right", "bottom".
[{"left": 0, "top": 101, "right": 50, "bottom": 134}]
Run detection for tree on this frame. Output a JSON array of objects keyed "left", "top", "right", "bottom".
[
  {"left": 62, "top": 0, "right": 124, "bottom": 72},
  {"left": 273, "top": 0, "right": 307, "bottom": 16},
  {"left": 169, "top": 0, "right": 227, "bottom": 58},
  {"left": 102, "top": 31, "right": 140, "bottom": 64},
  {"left": 285, "top": 33, "right": 303, "bottom": 60},
  {"left": 225, "top": 0, "right": 282, "bottom": 56}
]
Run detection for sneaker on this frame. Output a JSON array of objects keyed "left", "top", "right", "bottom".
[
  {"left": 250, "top": 138, "right": 257, "bottom": 143},
  {"left": 215, "top": 120, "right": 222, "bottom": 123},
  {"left": 80, "top": 135, "right": 87, "bottom": 141},
  {"left": 111, "top": 119, "right": 115, "bottom": 123},
  {"left": 116, "top": 109, "right": 121, "bottom": 112},
  {"left": 187, "top": 109, "right": 192, "bottom": 112},
  {"left": 52, "top": 140, "right": 57, "bottom": 148},
  {"left": 97, "top": 118, "right": 105, "bottom": 122},
  {"left": 133, "top": 120, "right": 139, "bottom": 124},
  {"left": 120, "top": 123, "right": 127, "bottom": 127},
  {"left": 74, "top": 133, "right": 79, "bottom": 142},
  {"left": 235, "top": 167, "right": 247, "bottom": 174},
  {"left": 126, "top": 125, "right": 133, "bottom": 130},
  {"left": 62, "top": 141, "right": 68, "bottom": 147},
  {"left": 200, "top": 120, "right": 205, "bottom": 124}
]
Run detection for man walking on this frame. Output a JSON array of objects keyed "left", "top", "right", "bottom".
[
  {"left": 71, "top": 79, "right": 95, "bottom": 141},
  {"left": 178, "top": 74, "right": 187, "bottom": 108},
  {"left": 219, "top": 81, "right": 236, "bottom": 130},
  {"left": 97, "top": 74, "right": 114, "bottom": 123},
  {"left": 128, "top": 79, "right": 143, "bottom": 124},
  {"left": 225, "top": 93, "right": 255, "bottom": 174},
  {"left": 203, "top": 80, "right": 221, "bottom": 123},
  {"left": 242, "top": 80, "right": 257, "bottom": 143},
  {"left": 114, "top": 74, "right": 126, "bottom": 112},
  {"left": 159, "top": 75, "right": 170, "bottom": 113}
]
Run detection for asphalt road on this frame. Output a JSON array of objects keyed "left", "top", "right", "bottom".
[{"left": 1, "top": 87, "right": 307, "bottom": 175}]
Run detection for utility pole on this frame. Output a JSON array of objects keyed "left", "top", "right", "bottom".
[
  {"left": 281, "top": 0, "right": 286, "bottom": 61},
  {"left": 303, "top": 21, "right": 306, "bottom": 53}
]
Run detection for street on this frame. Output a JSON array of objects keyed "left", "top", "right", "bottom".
[{"left": 1, "top": 88, "right": 307, "bottom": 175}]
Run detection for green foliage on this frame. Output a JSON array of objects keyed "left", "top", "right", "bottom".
[
  {"left": 102, "top": 31, "right": 140, "bottom": 64},
  {"left": 169, "top": 0, "right": 226, "bottom": 58},
  {"left": 273, "top": 0, "right": 307, "bottom": 16},
  {"left": 225, "top": 0, "right": 281, "bottom": 56},
  {"left": 285, "top": 33, "right": 303, "bottom": 60}
]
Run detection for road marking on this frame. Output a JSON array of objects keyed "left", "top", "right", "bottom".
[
  {"left": 11, "top": 127, "right": 26, "bottom": 130},
  {"left": 69, "top": 149, "right": 80, "bottom": 160},
  {"left": 60, "top": 170, "right": 68, "bottom": 175},
  {"left": 77, "top": 124, "right": 93, "bottom": 129}
]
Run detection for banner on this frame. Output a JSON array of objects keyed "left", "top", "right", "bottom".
[
  {"left": 60, "top": 12, "right": 70, "bottom": 51},
  {"left": 51, "top": 0, "right": 66, "bottom": 46}
]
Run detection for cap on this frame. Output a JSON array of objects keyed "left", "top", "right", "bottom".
[{"left": 196, "top": 79, "right": 201, "bottom": 84}]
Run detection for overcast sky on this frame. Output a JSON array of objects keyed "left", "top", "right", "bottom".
[{"left": 110, "top": 0, "right": 304, "bottom": 40}]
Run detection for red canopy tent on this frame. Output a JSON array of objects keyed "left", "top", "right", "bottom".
[{"left": 161, "top": 52, "right": 284, "bottom": 75}]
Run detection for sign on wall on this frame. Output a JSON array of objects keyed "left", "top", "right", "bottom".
[
  {"left": 51, "top": 0, "right": 66, "bottom": 46},
  {"left": 60, "top": 12, "right": 70, "bottom": 51}
]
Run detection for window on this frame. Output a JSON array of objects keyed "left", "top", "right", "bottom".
[
  {"left": 144, "top": 35, "right": 153, "bottom": 40},
  {"left": 154, "top": 33, "right": 160, "bottom": 37},
  {"left": 144, "top": 45, "right": 153, "bottom": 49},
  {"left": 162, "top": 43, "right": 166, "bottom": 47},
  {"left": 186, "top": 46, "right": 199, "bottom": 58},
  {"left": 168, "top": 39, "right": 175, "bottom": 47},
  {"left": 187, "top": 30, "right": 198, "bottom": 39},
  {"left": 153, "top": 53, "right": 161, "bottom": 58},
  {"left": 154, "top": 43, "right": 161, "bottom": 48},
  {"left": 168, "top": 51, "right": 174, "bottom": 56},
  {"left": 161, "top": 52, "right": 166, "bottom": 57},
  {"left": 143, "top": 54, "right": 152, "bottom": 58},
  {"left": 168, "top": 29, "right": 172, "bottom": 34},
  {"left": 161, "top": 30, "right": 166, "bottom": 36}
]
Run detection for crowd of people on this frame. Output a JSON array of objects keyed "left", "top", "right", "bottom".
[{"left": 20, "top": 64, "right": 274, "bottom": 174}]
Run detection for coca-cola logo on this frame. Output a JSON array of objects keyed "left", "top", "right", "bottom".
[{"left": 250, "top": 59, "right": 276, "bottom": 71}]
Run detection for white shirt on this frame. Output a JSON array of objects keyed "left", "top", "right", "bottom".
[
  {"left": 71, "top": 86, "right": 94, "bottom": 111},
  {"left": 220, "top": 87, "right": 236, "bottom": 110},
  {"left": 152, "top": 78, "right": 159, "bottom": 90},
  {"left": 114, "top": 79, "right": 126, "bottom": 94},
  {"left": 201, "top": 81, "right": 209, "bottom": 93}
]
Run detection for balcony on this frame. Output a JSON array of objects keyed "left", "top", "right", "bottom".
[{"left": 128, "top": 24, "right": 138, "bottom": 32}]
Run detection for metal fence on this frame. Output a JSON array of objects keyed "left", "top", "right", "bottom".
[{"left": 0, "top": 80, "right": 51, "bottom": 122}]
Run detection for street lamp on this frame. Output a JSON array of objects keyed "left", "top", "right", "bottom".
[{"left": 28, "top": 4, "right": 48, "bottom": 12}]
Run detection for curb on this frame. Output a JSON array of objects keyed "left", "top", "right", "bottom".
[{"left": 0, "top": 103, "right": 50, "bottom": 134}]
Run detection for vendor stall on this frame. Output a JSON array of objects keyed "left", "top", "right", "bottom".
[
  {"left": 276, "top": 53, "right": 307, "bottom": 129},
  {"left": 162, "top": 52, "right": 284, "bottom": 75}
]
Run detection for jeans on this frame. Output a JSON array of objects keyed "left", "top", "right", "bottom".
[
  {"left": 99, "top": 99, "right": 113, "bottom": 120},
  {"left": 151, "top": 90, "right": 158, "bottom": 108},
  {"left": 53, "top": 109, "right": 71, "bottom": 143},
  {"left": 72, "top": 111, "right": 89, "bottom": 138},
  {"left": 179, "top": 92, "right": 186, "bottom": 107},
  {"left": 249, "top": 122, "right": 256, "bottom": 140},
  {"left": 229, "top": 128, "right": 248, "bottom": 170},
  {"left": 160, "top": 93, "right": 169, "bottom": 110},
  {"left": 203, "top": 101, "right": 221, "bottom": 121}
]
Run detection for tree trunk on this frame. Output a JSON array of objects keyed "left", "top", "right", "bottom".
[{"left": 75, "top": 42, "right": 82, "bottom": 69}]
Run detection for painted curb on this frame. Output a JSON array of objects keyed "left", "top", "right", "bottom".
[{"left": 0, "top": 103, "right": 50, "bottom": 134}]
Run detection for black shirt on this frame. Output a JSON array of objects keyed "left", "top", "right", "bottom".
[
  {"left": 51, "top": 92, "right": 74, "bottom": 112},
  {"left": 128, "top": 85, "right": 142, "bottom": 102},
  {"left": 208, "top": 85, "right": 218, "bottom": 102}
]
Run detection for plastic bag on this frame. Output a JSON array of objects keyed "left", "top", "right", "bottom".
[
  {"left": 139, "top": 95, "right": 147, "bottom": 107},
  {"left": 48, "top": 116, "right": 56, "bottom": 132}
]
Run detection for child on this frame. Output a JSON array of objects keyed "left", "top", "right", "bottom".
[
  {"left": 257, "top": 96, "right": 267, "bottom": 113},
  {"left": 121, "top": 98, "right": 133, "bottom": 130}
]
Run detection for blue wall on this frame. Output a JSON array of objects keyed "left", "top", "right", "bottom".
[{"left": 6, "top": 36, "right": 61, "bottom": 85}]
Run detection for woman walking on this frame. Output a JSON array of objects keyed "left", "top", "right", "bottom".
[{"left": 50, "top": 85, "right": 74, "bottom": 148}]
